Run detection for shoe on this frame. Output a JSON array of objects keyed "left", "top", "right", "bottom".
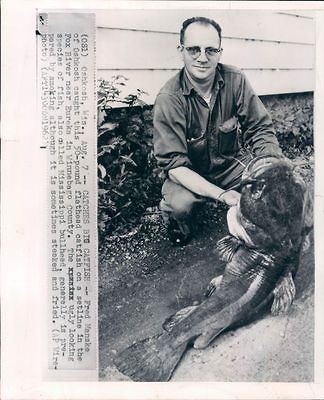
[{"left": 167, "top": 218, "right": 192, "bottom": 246}]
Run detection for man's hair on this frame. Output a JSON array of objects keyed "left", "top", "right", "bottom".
[{"left": 180, "top": 17, "right": 222, "bottom": 46}]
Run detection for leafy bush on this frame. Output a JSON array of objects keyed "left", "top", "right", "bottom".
[
  {"left": 261, "top": 92, "right": 313, "bottom": 157},
  {"left": 97, "top": 77, "right": 162, "bottom": 237}
]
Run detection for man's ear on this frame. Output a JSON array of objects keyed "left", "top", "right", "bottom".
[{"left": 177, "top": 45, "right": 184, "bottom": 60}]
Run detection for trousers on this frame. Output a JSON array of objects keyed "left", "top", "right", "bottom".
[{"left": 159, "top": 153, "right": 252, "bottom": 223}]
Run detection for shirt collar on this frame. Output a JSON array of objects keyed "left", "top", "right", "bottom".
[{"left": 181, "top": 64, "right": 225, "bottom": 96}]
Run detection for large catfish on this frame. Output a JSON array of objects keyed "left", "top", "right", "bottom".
[{"left": 114, "top": 156, "right": 312, "bottom": 382}]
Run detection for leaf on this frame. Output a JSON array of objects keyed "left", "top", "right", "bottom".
[
  {"left": 98, "top": 122, "right": 119, "bottom": 137},
  {"left": 97, "top": 95, "right": 106, "bottom": 107},
  {"left": 120, "top": 163, "right": 126, "bottom": 175},
  {"left": 98, "top": 188, "right": 108, "bottom": 196},
  {"left": 98, "top": 164, "right": 107, "bottom": 179},
  {"left": 98, "top": 144, "right": 116, "bottom": 157},
  {"left": 123, "top": 94, "right": 137, "bottom": 105},
  {"left": 97, "top": 148, "right": 107, "bottom": 157},
  {"left": 112, "top": 189, "right": 124, "bottom": 197},
  {"left": 121, "top": 200, "right": 132, "bottom": 209},
  {"left": 120, "top": 154, "right": 138, "bottom": 167},
  {"left": 99, "top": 121, "right": 118, "bottom": 131},
  {"left": 98, "top": 220, "right": 106, "bottom": 231},
  {"left": 98, "top": 128, "right": 115, "bottom": 138}
]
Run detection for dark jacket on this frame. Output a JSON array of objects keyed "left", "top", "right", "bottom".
[{"left": 153, "top": 63, "right": 282, "bottom": 183}]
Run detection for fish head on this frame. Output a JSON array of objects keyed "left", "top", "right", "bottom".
[{"left": 239, "top": 156, "right": 308, "bottom": 250}]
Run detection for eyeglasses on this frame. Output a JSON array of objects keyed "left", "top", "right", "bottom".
[{"left": 182, "top": 46, "right": 223, "bottom": 59}]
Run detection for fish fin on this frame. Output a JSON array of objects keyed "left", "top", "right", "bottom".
[
  {"left": 193, "top": 326, "right": 228, "bottom": 350},
  {"left": 205, "top": 275, "right": 223, "bottom": 297},
  {"left": 163, "top": 305, "right": 198, "bottom": 332},
  {"left": 216, "top": 235, "right": 242, "bottom": 262},
  {"left": 271, "top": 271, "right": 296, "bottom": 316},
  {"left": 114, "top": 333, "right": 187, "bottom": 382}
]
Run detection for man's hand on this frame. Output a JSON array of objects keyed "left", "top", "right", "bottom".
[
  {"left": 218, "top": 190, "right": 241, "bottom": 207},
  {"left": 169, "top": 167, "right": 241, "bottom": 205}
]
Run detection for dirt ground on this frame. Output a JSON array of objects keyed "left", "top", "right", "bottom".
[{"left": 98, "top": 201, "right": 314, "bottom": 382}]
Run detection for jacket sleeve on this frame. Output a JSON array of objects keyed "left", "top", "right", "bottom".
[
  {"left": 153, "top": 92, "right": 193, "bottom": 172},
  {"left": 235, "top": 71, "right": 283, "bottom": 157}
]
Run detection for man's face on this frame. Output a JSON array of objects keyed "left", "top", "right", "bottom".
[{"left": 179, "top": 22, "right": 221, "bottom": 83}]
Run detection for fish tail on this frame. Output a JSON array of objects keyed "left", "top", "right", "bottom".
[{"left": 114, "top": 333, "right": 187, "bottom": 382}]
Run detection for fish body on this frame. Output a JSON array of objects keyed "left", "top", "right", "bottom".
[{"left": 114, "top": 156, "right": 311, "bottom": 382}]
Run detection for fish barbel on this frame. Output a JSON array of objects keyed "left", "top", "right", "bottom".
[{"left": 114, "top": 156, "right": 311, "bottom": 382}]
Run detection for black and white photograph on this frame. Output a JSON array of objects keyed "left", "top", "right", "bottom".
[
  {"left": 2, "top": 1, "right": 324, "bottom": 399},
  {"left": 97, "top": 8, "right": 315, "bottom": 382}
]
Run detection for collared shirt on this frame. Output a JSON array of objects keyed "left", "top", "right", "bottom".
[{"left": 153, "top": 63, "right": 282, "bottom": 184}]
